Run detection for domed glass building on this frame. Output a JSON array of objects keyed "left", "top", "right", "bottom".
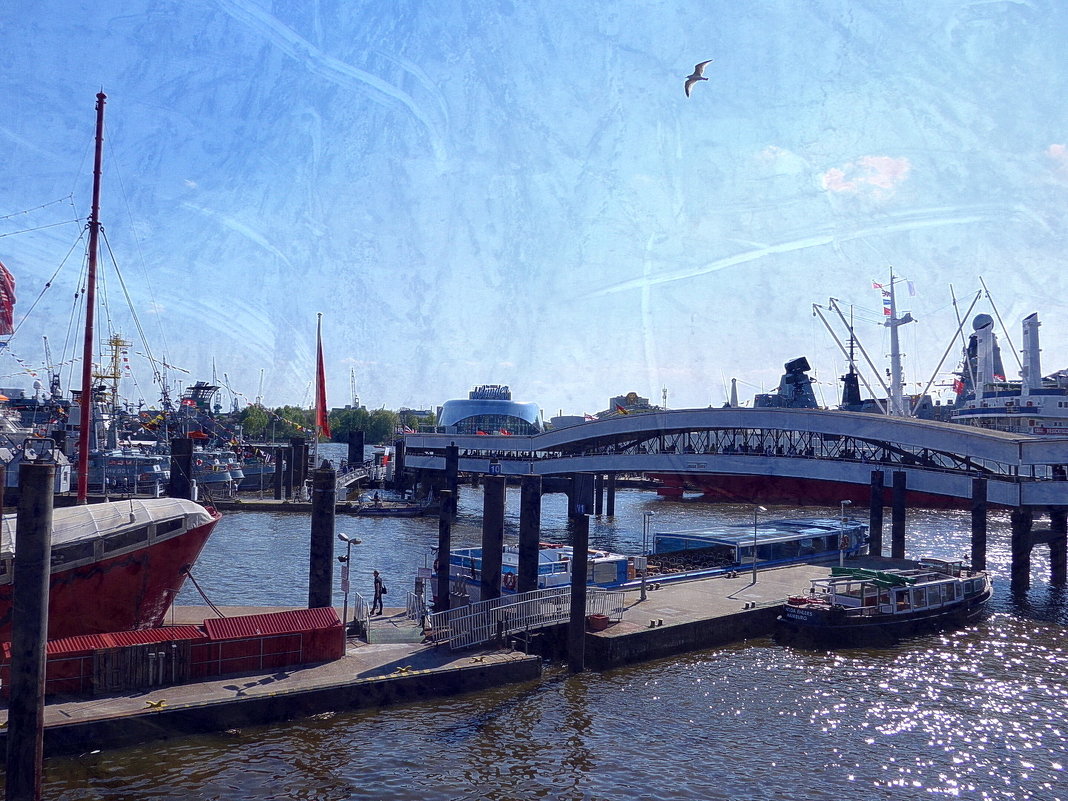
[{"left": 438, "top": 385, "right": 543, "bottom": 435}]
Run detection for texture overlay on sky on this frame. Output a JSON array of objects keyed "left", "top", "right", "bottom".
[{"left": 2, "top": 0, "right": 1066, "bottom": 415}]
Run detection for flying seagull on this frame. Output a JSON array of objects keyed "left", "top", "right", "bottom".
[{"left": 684, "top": 59, "right": 714, "bottom": 97}]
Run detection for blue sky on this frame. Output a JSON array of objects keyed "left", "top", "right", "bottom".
[{"left": 2, "top": 1, "right": 1067, "bottom": 418}]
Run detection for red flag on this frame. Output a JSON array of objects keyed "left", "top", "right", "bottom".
[
  {"left": 0, "top": 260, "right": 14, "bottom": 336},
  {"left": 315, "top": 314, "right": 331, "bottom": 439}
]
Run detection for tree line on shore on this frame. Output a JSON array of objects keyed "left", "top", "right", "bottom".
[{"left": 231, "top": 404, "right": 435, "bottom": 445}]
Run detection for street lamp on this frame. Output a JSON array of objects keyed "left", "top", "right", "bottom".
[
  {"left": 752, "top": 505, "right": 768, "bottom": 584},
  {"left": 839, "top": 500, "right": 853, "bottom": 566},
  {"left": 641, "top": 511, "right": 654, "bottom": 601},
  {"left": 337, "top": 532, "right": 363, "bottom": 631}
]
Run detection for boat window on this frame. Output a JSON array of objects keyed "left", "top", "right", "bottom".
[
  {"left": 51, "top": 541, "right": 96, "bottom": 567},
  {"left": 896, "top": 589, "right": 910, "bottom": 610},
  {"left": 104, "top": 526, "right": 150, "bottom": 553},
  {"left": 912, "top": 587, "right": 928, "bottom": 608},
  {"left": 155, "top": 519, "right": 183, "bottom": 537},
  {"left": 0, "top": 558, "right": 9, "bottom": 580}
]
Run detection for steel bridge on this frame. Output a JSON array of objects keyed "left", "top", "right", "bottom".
[{"left": 403, "top": 407, "right": 1068, "bottom": 508}]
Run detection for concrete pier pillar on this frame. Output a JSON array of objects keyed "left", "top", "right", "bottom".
[
  {"left": 1010, "top": 507, "right": 1034, "bottom": 593},
  {"left": 480, "top": 476, "right": 506, "bottom": 601},
  {"left": 568, "top": 513, "right": 590, "bottom": 674},
  {"left": 891, "top": 470, "right": 907, "bottom": 560},
  {"left": 868, "top": 470, "right": 884, "bottom": 557},
  {"left": 594, "top": 474, "right": 604, "bottom": 516},
  {"left": 5, "top": 461, "right": 55, "bottom": 801},
  {"left": 606, "top": 473, "right": 617, "bottom": 517},
  {"left": 435, "top": 490, "right": 453, "bottom": 612},
  {"left": 308, "top": 463, "right": 336, "bottom": 609},
  {"left": 1050, "top": 508, "right": 1067, "bottom": 586},
  {"left": 971, "top": 477, "right": 988, "bottom": 571},
  {"left": 518, "top": 476, "right": 542, "bottom": 593},
  {"left": 168, "top": 437, "right": 194, "bottom": 500}
]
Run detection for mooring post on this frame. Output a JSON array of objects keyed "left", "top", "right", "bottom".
[
  {"left": 518, "top": 475, "right": 542, "bottom": 593},
  {"left": 168, "top": 436, "right": 194, "bottom": 500},
  {"left": 392, "top": 438, "right": 406, "bottom": 493},
  {"left": 868, "top": 470, "right": 884, "bottom": 557},
  {"left": 594, "top": 474, "right": 604, "bottom": 516},
  {"left": 273, "top": 446, "right": 284, "bottom": 500},
  {"left": 1010, "top": 507, "right": 1034, "bottom": 593},
  {"left": 282, "top": 446, "right": 294, "bottom": 499},
  {"left": 891, "top": 470, "right": 907, "bottom": 560},
  {"left": 308, "top": 462, "right": 336, "bottom": 608},
  {"left": 971, "top": 477, "right": 988, "bottom": 571},
  {"left": 347, "top": 429, "right": 365, "bottom": 466},
  {"left": 606, "top": 473, "right": 617, "bottom": 517},
  {"left": 481, "top": 475, "right": 506, "bottom": 601},
  {"left": 568, "top": 512, "right": 590, "bottom": 673},
  {"left": 290, "top": 437, "right": 308, "bottom": 497},
  {"left": 5, "top": 459, "right": 55, "bottom": 801},
  {"left": 434, "top": 489, "right": 453, "bottom": 611},
  {"left": 1050, "top": 507, "right": 1067, "bottom": 586},
  {"left": 445, "top": 443, "right": 459, "bottom": 501}
]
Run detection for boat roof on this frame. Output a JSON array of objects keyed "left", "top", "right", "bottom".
[
  {"left": 1, "top": 498, "right": 215, "bottom": 555},
  {"left": 655, "top": 518, "right": 865, "bottom": 548}
]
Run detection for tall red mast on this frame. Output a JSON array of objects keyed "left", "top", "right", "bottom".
[{"left": 76, "top": 92, "right": 106, "bottom": 503}]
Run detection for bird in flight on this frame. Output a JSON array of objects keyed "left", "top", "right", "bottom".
[{"left": 684, "top": 59, "right": 714, "bottom": 97}]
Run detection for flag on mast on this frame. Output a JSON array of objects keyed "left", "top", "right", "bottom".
[{"left": 315, "top": 313, "right": 331, "bottom": 439}]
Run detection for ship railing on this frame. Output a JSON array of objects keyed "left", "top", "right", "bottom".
[{"left": 425, "top": 586, "right": 627, "bottom": 651}]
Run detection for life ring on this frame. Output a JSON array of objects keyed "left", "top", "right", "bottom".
[
  {"left": 502, "top": 572, "right": 517, "bottom": 591},
  {"left": 196, "top": 459, "right": 203, "bottom": 466},
  {"left": 839, "top": 534, "right": 850, "bottom": 550}
]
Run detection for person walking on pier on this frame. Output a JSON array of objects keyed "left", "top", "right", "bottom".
[{"left": 371, "top": 569, "right": 385, "bottom": 615}]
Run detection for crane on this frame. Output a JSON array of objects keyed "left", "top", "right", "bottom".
[
  {"left": 42, "top": 335, "right": 62, "bottom": 399},
  {"left": 350, "top": 367, "right": 359, "bottom": 408}
]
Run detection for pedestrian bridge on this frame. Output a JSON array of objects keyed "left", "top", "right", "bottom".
[{"left": 403, "top": 408, "right": 1068, "bottom": 508}]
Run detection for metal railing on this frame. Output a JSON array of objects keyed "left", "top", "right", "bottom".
[
  {"left": 425, "top": 587, "right": 627, "bottom": 651},
  {"left": 351, "top": 592, "right": 370, "bottom": 634},
  {"left": 406, "top": 590, "right": 428, "bottom": 626}
]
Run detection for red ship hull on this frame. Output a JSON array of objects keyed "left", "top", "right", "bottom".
[{"left": 0, "top": 504, "right": 221, "bottom": 641}]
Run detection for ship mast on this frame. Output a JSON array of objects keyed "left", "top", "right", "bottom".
[
  {"left": 77, "top": 92, "right": 106, "bottom": 503},
  {"left": 885, "top": 269, "right": 914, "bottom": 416}
]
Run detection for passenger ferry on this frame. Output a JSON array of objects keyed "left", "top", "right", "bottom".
[{"left": 776, "top": 558, "right": 992, "bottom": 646}]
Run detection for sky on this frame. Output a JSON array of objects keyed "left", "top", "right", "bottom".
[{"left": 2, "top": 0, "right": 1067, "bottom": 419}]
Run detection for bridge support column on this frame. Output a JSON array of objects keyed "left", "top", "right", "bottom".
[
  {"left": 606, "top": 473, "right": 617, "bottom": 517},
  {"left": 568, "top": 512, "right": 590, "bottom": 674},
  {"left": 1010, "top": 507, "right": 1034, "bottom": 593},
  {"left": 891, "top": 470, "right": 907, "bottom": 560},
  {"left": 594, "top": 474, "right": 604, "bottom": 516},
  {"left": 518, "top": 476, "right": 542, "bottom": 593},
  {"left": 435, "top": 490, "right": 453, "bottom": 612},
  {"left": 1051, "top": 508, "right": 1067, "bottom": 586},
  {"left": 971, "top": 478, "right": 988, "bottom": 571},
  {"left": 481, "top": 476, "right": 506, "bottom": 601},
  {"left": 868, "top": 470, "right": 884, "bottom": 557},
  {"left": 569, "top": 473, "right": 595, "bottom": 517}
]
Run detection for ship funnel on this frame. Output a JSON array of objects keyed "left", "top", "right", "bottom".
[{"left": 1021, "top": 312, "right": 1041, "bottom": 394}]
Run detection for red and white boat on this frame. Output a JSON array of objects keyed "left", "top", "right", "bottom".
[{"left": 0, "top": 497, "right": 221, "bottom": 641}]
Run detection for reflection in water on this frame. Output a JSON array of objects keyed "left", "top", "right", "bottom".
[{"left": 20, "top": 451, "right": 1068, "bottom": 799}]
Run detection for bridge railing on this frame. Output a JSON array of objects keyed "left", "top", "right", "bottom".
[{"left": 425, "top": 587, "right": 628, "bottom": 651}]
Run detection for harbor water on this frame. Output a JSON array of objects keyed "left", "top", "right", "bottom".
[{"left": 31, "top": 446, "right": 1068, "bottom": 800}]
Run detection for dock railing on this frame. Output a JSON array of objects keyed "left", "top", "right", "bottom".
[{"left": 425, "top": 586, "right": 627, "bottom": 651}]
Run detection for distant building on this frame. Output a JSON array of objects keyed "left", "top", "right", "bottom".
[
  {"left": 600, "top": 391, "right": 654, "bottom": 417},
  {"left": 438, "top": 385, "right": 543, "bottom": 435}
]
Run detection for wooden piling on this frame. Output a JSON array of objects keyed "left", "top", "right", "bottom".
[
  {"left": 568, "top": 513, "right": 590, "bottom": 673},
  {"left": 868, "top": 470, "right": 884, "bottom": 557},
  {"left": 1010, "top": 507, "right": 1034, "bottom": 593},
  {"left": 1051, "top": 507, "right": 1067, "bottom": 586},
  {"left": 891, "top": 470, "right": 906, "bottom": 560},
  {"left": 308, "top": 463, "right": 336, "bottom": 609},
  {"left": 971, "top": 477, "right": 988, "bottom": 571},
  {"left": 481, "top": 476, "right": 506, "bottom": 601},
  {"left": 5, "top": 461, "right": 55, "bottom": 801},
  {"left": 435, "top": 490, "right": 453, "bottom": 612},
  {"left": 518, "top": 476, "right": 542, "bottom": 593},
  {"left": 168, "top": 437, "right": 194, "bottom": 500}
]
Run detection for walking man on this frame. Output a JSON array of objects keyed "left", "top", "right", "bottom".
[{"left": 371, "top": 569, "right": 385, "bottom": 615}]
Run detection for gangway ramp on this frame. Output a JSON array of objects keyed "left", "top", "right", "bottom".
[{"left": 425, "top": 587, "right": 627, "bottom": 650}]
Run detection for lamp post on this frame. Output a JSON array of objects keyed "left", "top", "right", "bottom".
[
  {"left": 839, "top": 499, "right": 853, "bottom": 566},
  {"left": 641, "top": 511, "right": 653, "bottom": 601},
  {"left": 337, "top": 532, "right": 362, "bottom": 631},
  {"left": 752, "top": 505, "right": 767, "bottom": 584}
]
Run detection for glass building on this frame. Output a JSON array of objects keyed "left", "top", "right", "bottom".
[{"left": 438, "top": 385, "right": 543, "bottom": 435}]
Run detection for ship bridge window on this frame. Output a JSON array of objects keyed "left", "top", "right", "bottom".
[
  {"left": 155, "top": 519, "right": 183, "bottom": 537},
  {"left": 103, "top": 526, "right": 150, "bottom": 553},
  {"left": 52, "top": 541, "right": 96, "bottom": 567},
  {"left": 0, "top": 558, "right": 9, "bottom": 581}
]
